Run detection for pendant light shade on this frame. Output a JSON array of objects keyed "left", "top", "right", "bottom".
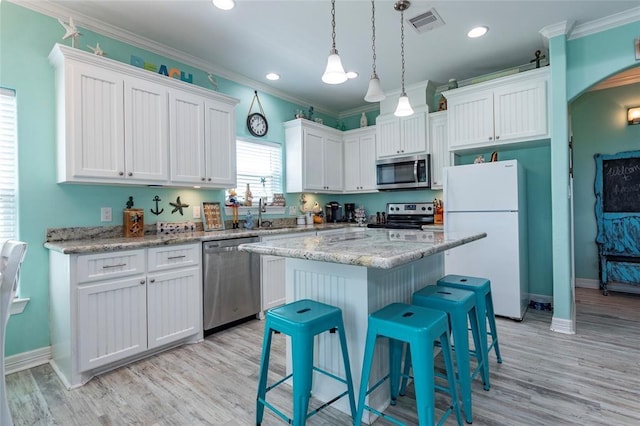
[
  {"left": 365, "top": 74, "right": 385, "bottom": 102},
  {"left": 322, "top": 0, "right": 347, "bottom": 85},
  {"left": 394, "top": 1, "right": 414, "bottom": 117},
  {"left": 322, "top": 49, "right": 348, "bottom": 84},
  {"left": 364, "top": 0, "right": 385, "bottom": 102},
  {"left": 394, "top": 94, "right": 414, "bottom": 116}
]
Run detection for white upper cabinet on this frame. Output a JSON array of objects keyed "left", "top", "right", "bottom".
[
  {"left": 49, "top": 43, "right": 238, "bottom": 188},
  {"left": 445, "top": 68, "right": 549, "bottom": 152},
  {"left": 343, "top": 127, "right": 377, "bottom": 192},
  {"left": 375, "top": 106, "right": 429, "bottom": 158},
  {"left": 428, "top": 111, "right": 450, "bottom": 189},
  {"left": 285, "top": 119, "right": 344, "bottom": 193}
]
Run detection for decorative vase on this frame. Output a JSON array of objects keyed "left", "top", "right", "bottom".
[{"left": 360, "top": 112, "right": 368, "bottom": 128}]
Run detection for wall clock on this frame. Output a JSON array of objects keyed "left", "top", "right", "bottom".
[{"left": 247, "top": 90, "right": 268, "bottom": 137}]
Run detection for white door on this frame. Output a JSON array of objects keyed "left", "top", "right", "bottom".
[
  {"left": 261, "top": 255, "right": 286, "bottom": 311},
  {"left": 400, "top": 111, "right": 427, "bottom": 155},
  {"left": 448, "top": 90, "right": 494, "bottom": 148},
  {"left": 124, "top": 78, "right": 169, "bottom": 183},
  {"left": 324, "top": 134, "right": 343, "bottom": 191},
  {"left": 77, "top": 276, "right": 147, "bottom": 371},
  {"left": 302, "top": 129, "right": 325, "bottom": 191},
  {"left": 376, "top": 115, "right": 400, "bottom": 157},
  {"left": 445, "top": 211, "right": 523, "bottom": 319},
  {"left": 358, "top": 133, "right": 377, "bottom": 191},
  {"left": 429, "top": 112, "right": 448, "bottom": 189},
  {"left": 343, "top": 136, "right": 361, "bottom": 191},
  {"left": 169, "top": 90, "right": 205, "bottom": 184},
  {"left": 204, "top": 99, "right": 236, "bottom": 186},
  {"left": 147, "top": 267, "right": 200, "bottom": 349}
]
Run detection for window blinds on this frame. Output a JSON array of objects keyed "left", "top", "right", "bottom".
[{"left": 0, "top": 88, "right": 18, "bottom": 241}]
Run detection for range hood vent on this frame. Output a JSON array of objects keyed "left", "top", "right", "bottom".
[{"left": 407, "top": 8, "right": 444, "bottom": 34}]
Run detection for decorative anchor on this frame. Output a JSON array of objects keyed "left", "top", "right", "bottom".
[
  {"left": 530, "top": 50, "right": 546, "bottom": 68},
  {"left": 151, "top": 195, "right": 164, "bottom": 216},
  {"left": 169, "top": 196, "right": 189, "bottom": 215}
]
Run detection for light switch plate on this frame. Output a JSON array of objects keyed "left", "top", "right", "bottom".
[
  {"left": 289, "top": 206, "right": 296, "bottom": 215},
  {"left": 192, "top": 205, "right": 201, "bottom": 219},
  {"left": 101, "top": 207, "right": 112, "bottom": 222}
]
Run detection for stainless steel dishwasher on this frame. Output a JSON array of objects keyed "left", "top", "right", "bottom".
[{"left": 203, "top": 237, "right": 260, "bottom": 333}]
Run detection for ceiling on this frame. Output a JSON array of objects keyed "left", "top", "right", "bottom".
[{"left": 29, "top": 1, "right": 640, "bottom": 114}]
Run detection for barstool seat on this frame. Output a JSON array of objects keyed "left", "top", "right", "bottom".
[
  {"left": 406, "top": 285, "right": 489, "bottom": 424},
  {"left": 355, "top": 303, "right": 462, "bottom": 426},
  {"left": 256, "top": 299, "right": 356, "bottom": 426},
  {"left": 438, "top": 274, "right": 502, "bottom": 363}
]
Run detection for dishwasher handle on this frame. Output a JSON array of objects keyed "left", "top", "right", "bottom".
[{"left": 204, "top": 245, "right": 238, "bottom": 254}]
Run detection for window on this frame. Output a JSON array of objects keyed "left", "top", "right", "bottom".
[
  {"left": 0, "top": 88, "right": 18, "bottom": 241},
  {"left": 233, "top": 139, "right": 282, "bottom": 203}
]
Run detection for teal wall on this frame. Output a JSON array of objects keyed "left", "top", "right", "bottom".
[
  {"left": 456, "top": 145, "right": 553, "bottom": 297},
  {"left": 571, "top": 82, "right": 640, "bottom": 281},
  {"left": 0, "top": 2, "right": 383, "bottom": 357}
]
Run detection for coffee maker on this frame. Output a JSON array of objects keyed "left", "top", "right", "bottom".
[
  {"left": 325, "top": 201, "right": 344, "bottom": 223},
  {"left": 344, "top": 203, "right": 356, "bottom": 223}
]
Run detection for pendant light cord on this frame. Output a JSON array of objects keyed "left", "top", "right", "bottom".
[
  {"left": 400, "top": 7, "right": 406, "bottom": 93},
  {"left": 330, "top": 0, "right": 337, "bottom": 50},
  {"left": 371, "top": 0, "right": 377, "bottom": 75}
]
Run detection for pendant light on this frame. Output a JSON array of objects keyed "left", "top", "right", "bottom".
[
  {"left": 322, "top": 0, "right": 348, "bottom": 84},
  {"left": 364, "top": 0, "right": 385, "bottom": 102},
  {"left": 394, "top": 0, "right": 414, "bottom": 117}
]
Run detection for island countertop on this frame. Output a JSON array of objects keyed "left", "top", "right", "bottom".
[{"left": 239, "top": 228, "right": 486, "bottom": 269}]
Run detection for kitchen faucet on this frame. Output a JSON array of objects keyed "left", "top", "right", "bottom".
[{"left": 258, "top": 198, "right": 269, "bottom": 228}]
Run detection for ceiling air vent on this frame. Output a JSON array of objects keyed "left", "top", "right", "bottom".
[{"left": 407, "top": 8, "right": 445, "bottom": 34}]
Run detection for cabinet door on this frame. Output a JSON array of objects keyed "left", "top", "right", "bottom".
[
  {"left": 70, "top": 62, "right": 125, "bottom": 180},
  {"left": 429, "top": 112, "right": 449, "bottom": 189},
  {"left": 302, "top": 129, "right": 325, "bottom": 191},
  {"left": 204, "top": 99, "right": 236, "bottom": 187},
  {"left": 323, "top": 134, "right": 343, "bottom": 191},
  {"left": 376, "top": 115, "right": 401, "bottom": 158},
  {"left": 261, "top": 255, "right": 286, "bottom": 311},
  {"left": 147, "top": 267, "right": 201, "bottom": 349},
  {"left": 400, "top": 111, "right": 427, "bottom": 155},
  {"left": 343, "top": 136, "right": 361, "bottom": 192},
  {"left": 77, "top": 276, "right": 147, "bottom": 371},
  {"left": 493, "top": 78, "right": 547, "bottom": 143},
  {"left": 448, "top": 91, "right": 494, "bottom": 148},
  {"left": 169, "top": 90, "right": 206, "bottom": 184},
  {"left": 124, "top": 78, "right": 169, "bottom": 183},
  {"left": 358, "top": 133, "right": 377, "bottom": 191}
]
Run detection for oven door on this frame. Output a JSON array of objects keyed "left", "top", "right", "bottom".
[{"left": 376, "top": 155, "right": 430, "bottom": 190}]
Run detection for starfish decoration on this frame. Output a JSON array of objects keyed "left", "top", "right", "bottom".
[
  {"left": 58, "top": 16, "right": 81, "bottom": 48},
  {"left": 169, "top": 196, "right": 189, "bottom": 215},
  {"left": 87, "top": 42, "right": 104, "bottom": 56}
]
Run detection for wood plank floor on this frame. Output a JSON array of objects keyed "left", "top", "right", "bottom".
[{"left": 7, "top": 288, "right": 640, "bottom": 425}]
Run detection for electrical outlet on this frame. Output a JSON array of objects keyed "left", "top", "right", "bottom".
[
  {"left": 193, "top": 205, "right": 201, "bottom": 219},
  {"left": 101, "top": 207, "right": 112, "bottom": 222},
  {"left": 289, "top": 206, "right": 296, "bottom": 215}
]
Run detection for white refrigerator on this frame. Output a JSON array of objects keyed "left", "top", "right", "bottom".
[{"left": 443, "top": 159, "right": 528, "bottom": 320}]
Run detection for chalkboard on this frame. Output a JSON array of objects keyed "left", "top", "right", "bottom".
[{"left": 602, "top": 157, "right": 640, "bottom": 212}]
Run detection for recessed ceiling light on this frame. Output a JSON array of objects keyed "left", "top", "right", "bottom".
[
  {"left": 346, "top": 71, "right": 358, "bottom": 79},
  {"left": 467, "top": 26, "right": 488, "bottom": 38},
  {"left": 266, "top": 73, "right": 280, "bottom": 81},
  {"left": 212, "top": 0, "right": 235, "bottom": 11}
]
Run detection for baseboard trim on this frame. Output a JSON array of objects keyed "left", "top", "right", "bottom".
[
  {"left": 550, "top": 316, "right": 575, "bottom": 334},
  {"left": 4, "top": 346, "right": 51, "bottom": 375},
  {"left": 575, "top": 278, "right": 599, "bottom": 289}
]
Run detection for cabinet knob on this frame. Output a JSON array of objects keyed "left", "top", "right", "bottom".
[
  {"left": 201, "top": 177, "right": 206, "bottom": 181},
  {"left": 150, "top": 279, "right": 155, "bottom": 283},
  {"left": 119, "top": 171, "right": 124, "bottom": 176},
  {"left": 208, "top": 178, "right": 212, "bottom": 181},
  {"left": 496, "top": 135, "right": 500, "bottom": 140},
  {"left": 128, "top": 172, "right": 133, "bottom": 177},
  {"left": 401, "top": 150, "right": 404, "bottom": 153},
  {"left": 489, "top": 137, "right": 493, "bottom": 141},
  {"left": 140, "top": 280, "right": 145, "bottom": 285}
]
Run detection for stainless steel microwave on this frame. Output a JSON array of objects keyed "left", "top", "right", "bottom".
[{"left": 376, "top": 154, "right": 431, "bottom": 190}]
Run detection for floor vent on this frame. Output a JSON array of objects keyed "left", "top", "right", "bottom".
[{"left": 407, "top": 8, "right": 445, "bottom": 34}]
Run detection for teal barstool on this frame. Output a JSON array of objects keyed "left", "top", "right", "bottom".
[
  {"left": 256, "top": 299, "right": 356, "bottom": 426},
  {"left": 437, "top": 274, "right": 502, "bottom": 364},
  {"left": 355, "top": 303, "right": 462, "bottom": 426},
  {"left": 405, "top": 286, "right": 489, "bottom": 424}
]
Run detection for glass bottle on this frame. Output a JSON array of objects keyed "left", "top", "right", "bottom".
[{"left": 245, "top": 183, "right": 252, "bottom": 207}]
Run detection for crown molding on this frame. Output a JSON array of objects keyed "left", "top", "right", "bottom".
[
  {"left": 8, "top": 0, "right": 338, "bottom": 118},
  {"left": 338, "top": 103, "right": 380, "bottom": 120},
  {"left": 540, "top": 20, "right": 575, "bottom": 41},
  {"left": 569, "top": 6, "right": 640, "bottom": 40}
]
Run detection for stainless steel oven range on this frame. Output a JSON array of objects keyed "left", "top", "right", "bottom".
[{"left": 367, "top": 202, "right": 435, "bottom": 229}]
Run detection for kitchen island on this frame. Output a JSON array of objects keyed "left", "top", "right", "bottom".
[{"left": 239, "top": 228, "right": 486, "bottom": 423}]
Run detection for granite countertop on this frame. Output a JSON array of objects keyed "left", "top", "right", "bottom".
[
  {"left": 44, "top": 224, "right": 353, "bottom": 254},
  {"left": 238, "top": 228, "right": 486, "bottom": 269}
]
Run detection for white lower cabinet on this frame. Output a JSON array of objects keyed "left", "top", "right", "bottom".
[{"left": 49, "top": 243, "right": 202, "bottom": 389}]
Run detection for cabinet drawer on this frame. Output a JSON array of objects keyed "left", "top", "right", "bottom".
[
  {"left": 76, "top": 249, "right": 145, "bottom": 283},
  {"left": 147, "top": 243, "right": 200, "bottom": 272}
]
